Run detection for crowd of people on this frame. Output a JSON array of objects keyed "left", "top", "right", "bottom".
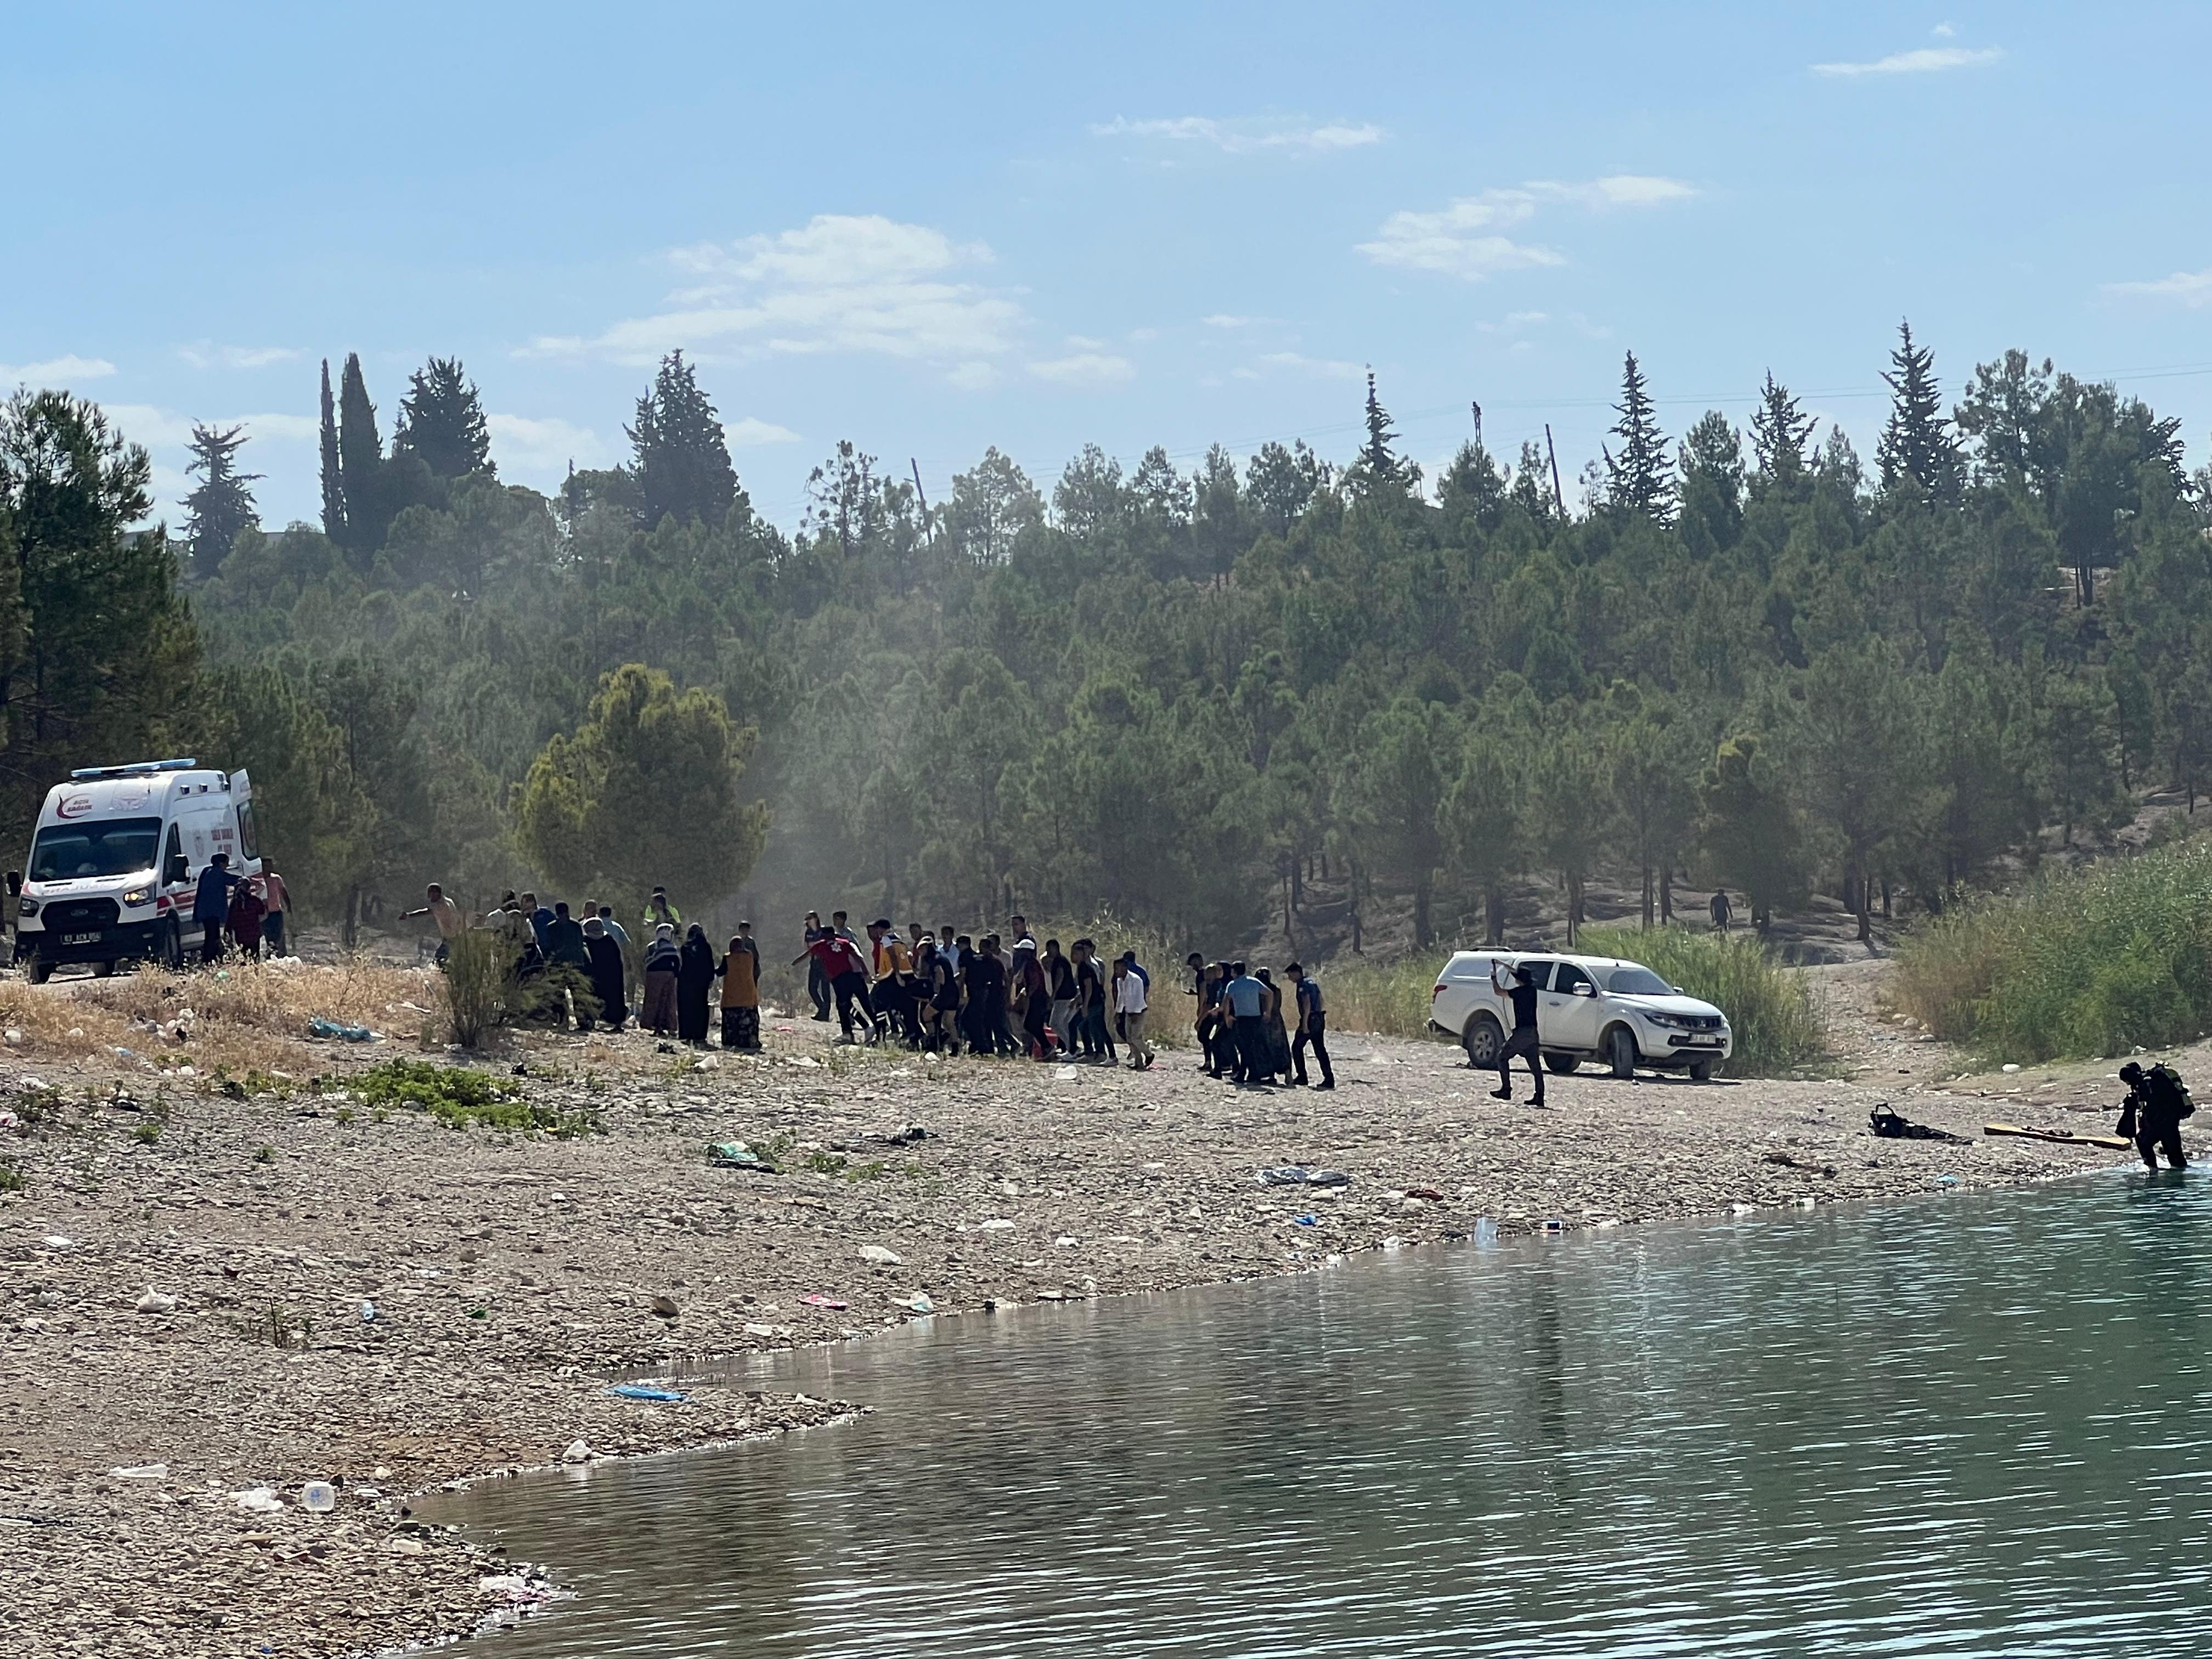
[{"left": 387, "top": 887, "right": 1338, "bottom": 1087}]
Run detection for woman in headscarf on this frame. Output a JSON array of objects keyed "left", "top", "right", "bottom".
[
  {"left": 678, "top": 922, "right": 716, "bottom": 1046},
  {"left": 583, "top": 916, "right": 627, "bottom": 1032},
  {"left": 642, "top": 923, "right": 682, "bottom": 1036},
  {"left": 226, "top": 876, "right": 267, "bottom": 962},
  {"left": 717, "top": 923, "right": 761, "bottom": 1050}
]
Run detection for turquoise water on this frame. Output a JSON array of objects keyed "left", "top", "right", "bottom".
[{"left": 438, "top": 1172, "right": 2212, "bottom": 1656}]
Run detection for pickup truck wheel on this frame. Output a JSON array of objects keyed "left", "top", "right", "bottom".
[
  {"left": 1461, "top": 1013, "right": 1504, "bottom": 1068},
  {"left": 92, "top": 960, "right": 115, "bottom": 979},
  {"left": 1688, "top": 1058, "right": 1715, "bottom": 1082},
  {"left": 1544, "top": 1052, "right": 1579, "bottom": 1075},
  {"left": 25, "top": 957, "right": 52, "bottom": 986},
  {"left": 1605, "top": 1025, "right": 1639, "bottom": 1080}
]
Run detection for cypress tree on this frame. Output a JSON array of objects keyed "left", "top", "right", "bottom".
[
  {"left": 393, "top": 356, "right": 494, "bottom": 481},
  {"left": 180, "top": 422, "right": 261, "bottom": 579},
  {"left": 1604, "top": 351, "right": 1672, "bottom": 521},
  {"left": 1876, "top": 320, "right": 1963, "bottom": 504},
  {"left": 318, "top": 358, "right": 346, "bottom": 543},
  {"left": 336, "top": 352, "right": 388, "bottom": 556},
  {"left": 628, "top": 351, "right": 738, "bottom": 528}
]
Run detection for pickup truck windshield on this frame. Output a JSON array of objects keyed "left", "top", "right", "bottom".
[
  {"left": 29, "top": 817, "right": 162, "bottom": 882},
  {"left": 1604, "top": 965, "right": 1674, "bottom": 996}
]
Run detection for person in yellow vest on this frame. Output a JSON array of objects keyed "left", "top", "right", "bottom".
[{"left": 718, "top": 922, "right": 761, "bottom": 1050}]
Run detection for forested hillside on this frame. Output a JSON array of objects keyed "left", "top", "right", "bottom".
[{"left": 3, "top": 325, "right": 2206, "bottom": 955}]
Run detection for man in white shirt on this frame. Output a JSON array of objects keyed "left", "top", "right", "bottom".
[{"left": 1115, "top": 949, "right": 1152, "bottom": 1069}]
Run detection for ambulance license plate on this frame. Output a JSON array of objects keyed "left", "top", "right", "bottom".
[{"left": 64, "top": 932, "right": 101, "bottom": 945}]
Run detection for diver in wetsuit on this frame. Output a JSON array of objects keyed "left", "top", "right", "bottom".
[{"left": 2120, "top": 1060, "right": 2191, "bottom": 1170}]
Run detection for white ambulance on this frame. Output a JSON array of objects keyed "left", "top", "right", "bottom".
[{"left": 9, "top": 759, "right": 261, "bottom": 982}]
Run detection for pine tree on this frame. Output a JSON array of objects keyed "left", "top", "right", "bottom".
[
  {"left": 318, "top": 358, "right": 346, "bottom": 543},
  {"left": 1357, "top": 370, "right": 1409, "bottom": 491},
  {"left": 392, "top": 356, "right": 493, "bottom": 481},
  {"left": 336, "top": 352, "right": 388, "bottom": 556},
  {"left": 180, "top": 422, "right": 261, "bottom": 579},
  {"left": 1604, "top": 351, "right": 1672, "bottom": 521},
  {"left": 628, "top": 351, "right": 738, "bottom": 528},
  {"left": 1749, "top": 371, "right": 1816, "bottom": 483},
  {"left": 1876, "top": 320, "right": 1963, "bottom": 504}
]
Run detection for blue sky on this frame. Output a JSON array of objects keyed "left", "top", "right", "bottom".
[{"left": 7, "top": 2, "right": 2212, "bottom": 533}]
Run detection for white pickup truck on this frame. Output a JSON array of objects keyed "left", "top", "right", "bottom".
[{"left": 1430, "top": 949, "right": 1733, "bottom": 1081}]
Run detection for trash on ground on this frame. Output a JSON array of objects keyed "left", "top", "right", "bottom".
[
  {"left": 110, "top": 1463, "right": 167, "bottom": 1480},
  {"left": 300, "top": 1481, "right": 337, "bottom": 1513},
  {"left": 800, "top": 1293, "right": 850, "bottom": 1310},
  {"left": 859, "top": 1244, "right": 904, "bottom": 1266},
  {"left": 134, "top": 1289, "right": 176, "bottom": 1314},
  {"left": 1869, "top": 1105, "right": 1972, "bottom": 1144},
  {"left": 561, "top": 1440, "right": 592, "bottom": 1464},
  {"left": 1404, "top": 1186, "right": 1446, "bottom": 1201},
  {"left": 306, "top": 1017, "right": 376, "bottom": 1042},
  {"left": 978, "top": 1218, "right": 1016, "bottom": 1231},
  {"left": 707, "top": 1141, "right": 778, "bottom": 1172},
  {"left": 234, "top": 1486, "right": 284, "bottom": 1513},
  {"left": 1055, "top": 1065, "right": 1080, "bottom": 1080},
  {"left": 647, "top": 1294, "right": 680, "bottom": 1319},
  {"left": 608, "top": 1384, "right": 689, "bottom": 1403},
  {"left": 896, "top": 1293, "right": 935, "bottom": 1313}
]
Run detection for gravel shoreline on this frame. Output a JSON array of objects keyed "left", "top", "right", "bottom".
[{"left": 0, "top": 997, "right": 2151, "bottom": 1657}]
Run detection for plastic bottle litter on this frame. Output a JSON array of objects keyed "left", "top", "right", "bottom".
[
  {"left": 608, "top": 1383, "right": 689, "bottom": 1403},
  {"left": 562, "top": 1440, "right": 592, "bottom": 1464},
  {"left": 359, "top": 1300, "right": 377, "bottom": 1323},
  {"left": 300, "top": 1481, "right": 338, "bottom": 1514},
  {"left": 234, "top": 1486, "right": 284, "bottom": 1513},
  {"left": 1472, "top": 1217, "right": 1500, "bottom": 1246}
]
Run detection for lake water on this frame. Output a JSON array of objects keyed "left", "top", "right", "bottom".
[{"left": 436, "top": 1172, "right": 2212, "bottom": 1657}]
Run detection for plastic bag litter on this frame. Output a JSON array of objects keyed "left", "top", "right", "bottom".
[
  {"left": 1257, "top": 1166, "right": 1351, "bottom": 1188},
  {"left": 707, "top": 1141, "right": 778, "bottom": 1173},
  {"left": 608, "top": 1384, "right": 689, "bottom": 1403},
  {"left": 306, "top": 1017, "right": 376, "bottom": 1042}
]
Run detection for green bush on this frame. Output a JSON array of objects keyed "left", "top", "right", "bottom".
[
  {"left": 353, "top": 1059, "right": 596, "bottom": 1136},
  {"left": 1894, "top": 836, "right": 2212, "bottom": 1060},
  {"left": 1326, "top": 959, "right": 1448, "bottom": 1040},
  {"left": 1578, "top": 926, "right": 1827, "bottom": 1077}
]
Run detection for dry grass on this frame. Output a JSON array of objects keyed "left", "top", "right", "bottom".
[{"left": 0, "top": 956, "right": 442, "bottom": 1084}]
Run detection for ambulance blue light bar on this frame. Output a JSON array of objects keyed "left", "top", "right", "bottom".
[{"left": 67, "top": 758, "right": 200, "bottom": 781}]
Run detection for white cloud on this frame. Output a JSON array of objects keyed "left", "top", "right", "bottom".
[
  {"left": 487, "top": 413, "right": 611, "bottom": 472},
  {"left": 1091, "top": 115, "right": 1384, "bottom": 156},
  {"left": 1359, "top": 174, "right": 1694, "bottom": 280},
  {"left": 725, "top": 416, "right": 801, "bottom": 446},
  {"left": 527, "top": 213, "right": 1025, "bottom": 366},
  {"left": 1028, "top": 352, "right": 1136, "bottom": 386},
  {"left": 946, "top": 361, "right": 999, "bottom": 391},
  {"left": 1933, "top": 21, "right": 1956, "bottom": 37},
  {"left": 1813, "top": 46, "right": 2003, "bottom": 76},
  {"left": 0, "top": 353, "right": 117, "bottom": 385},
  {"left": 1203, "top": 314, "right": 1255, "bottom": 328},
  {"left": 1063, "top": 334, "right": 1107, "bottom": 351},
  {"left": 2103, "top": 268, "right": 2212, "bottom": 308},
  {"left": 1257, "top": 351, "right": 1364, "bottom": 381},
  {"left": 178, "top": 343, "right": 301, "bottom": 370}
]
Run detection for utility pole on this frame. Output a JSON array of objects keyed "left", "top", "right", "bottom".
[
  {"left": 1544, "top": 423, "right": 1566, "bottom": 516},
  {"left": 910, "top": 458, "right": 932, "bottom": 539},
  {"left": 1470, "top": 400, "right": 1483, "bottom": 450}
]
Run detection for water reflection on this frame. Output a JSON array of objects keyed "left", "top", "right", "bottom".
[{"left": 437, "top": 1172, "right": 2212, "bottom": 1657}]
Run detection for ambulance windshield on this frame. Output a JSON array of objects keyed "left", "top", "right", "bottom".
[{"left": 29, "top": 817, "right": 162, "bottom": 882}]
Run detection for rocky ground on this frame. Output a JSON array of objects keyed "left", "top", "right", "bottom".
[{"left": 0, "top": 968, "right": 2177, "bottom": 1658}]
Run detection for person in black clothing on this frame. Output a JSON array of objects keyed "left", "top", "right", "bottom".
[
  {"left": 582, "top": 917, "right": 627, "bottom": 1031},
  {"left": 1489, "top": 960, "right": 1545, "bottom": 1104},
  {"left": 1287, "top": 962, "right": 1334, "bottom": 1089},
  {"left": 676, "top": 924, "right": 716, "bottom": 1046},
  {"left": 802, "top": 910, "right": 833, "bottom": 1020},
  {"left": 2119, "top": 1060, "right": 2191, "bottom": 1170}
]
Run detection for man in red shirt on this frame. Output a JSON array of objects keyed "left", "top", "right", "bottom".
[{"left": 794, "top": 928, "right": 876, "bottom": 1043}]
